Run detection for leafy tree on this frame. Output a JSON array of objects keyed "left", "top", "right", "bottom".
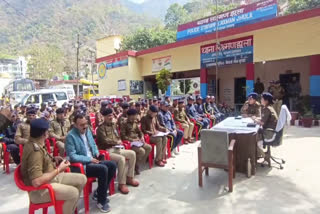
[
  {"left": 25, "top": 44, "right": 65, "bottom": 80},
  {"left": 120, "top": 27, "right": 176, "bottom": 51},
  {"left": 164, "top": 3, "right": 189, "bottom": 30},
  {"left": 156, "top": 69, "right": 172, "bottom": 94},
  {"left": 286, "top": 0, "right": 320, "bottom": 14}
]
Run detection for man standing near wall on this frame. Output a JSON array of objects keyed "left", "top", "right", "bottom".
[
  {"left": 287, "top": 77, "right": 301, "bottom": 111},
  {"left": 268, "top": 81, "right": 285, "bottom": 116},
  {"left": 254, "top": 78, "right": 265, "bottom": 95}
]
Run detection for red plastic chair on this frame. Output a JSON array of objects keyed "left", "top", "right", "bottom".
[
  {"left": 14, "top": 165, "right": 65, "bottom": 214},
  {"left": 70, "top": 150, "right": 115, "bottom": 214},
  {"left": 46, "top": 138, "right": 60, "bottom": 157},
  {"left": 144, "top": 134, "right": 155, "bottom": 169},
  {"left": 166, "top": 136, "right": 173, "bottom": 159},
  {"left": 44, "top": 138, "right": 54, "bottom": 155},
  {"left": 1, "top": 142, "right": 23, "bottom": 174}
]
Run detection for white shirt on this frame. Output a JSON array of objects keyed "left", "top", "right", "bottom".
[{"left": 81, "top": 133, "right": 93, "bottom": 158}]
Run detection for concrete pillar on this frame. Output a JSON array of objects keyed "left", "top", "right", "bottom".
[
  {"left": 200, "top": 68, "right": 208, "bottom": 98},
  {"left": 246, "top": 63, "right": 255, "bottom": 96},
  {"left": 310, "top": 55, "right": 320, "bottom": 114}
]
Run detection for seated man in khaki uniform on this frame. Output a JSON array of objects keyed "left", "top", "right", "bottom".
[
  {"left": 117, "top": 102, "right": 129, "bottom": 127},
  {"left": 96, "top": 108, "right": 139, "bottom": 195},
  {"left": 241, "top": 92, "right": 261, "bottom": 118},
  {"left": 174, "top": 100, "right": 194, "bottom": 143},
  {"left": 141, "top": 105, "right": 168, "bottom": 167},
  {"left": 49, "top": 108, "right": 71, "bottom": 157},
  {"left": 14, "top": 106, "right": 36, "bottom": 145},
  {"left": 21, "top": 118, "right": 87, "bottom": 214},
  {"left": 120, "top": 109, "right": 152, "bottom": 175}
]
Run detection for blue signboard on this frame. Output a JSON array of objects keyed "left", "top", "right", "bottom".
[
  {"left": 201, "top": 36, "right": 253, "bottom": 68},
  {"left": 177, "top": 0, "right": 277, "bottom": 41}
]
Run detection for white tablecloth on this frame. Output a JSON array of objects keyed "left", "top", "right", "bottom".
[{"left": 211, "top": 117, "right": 260, "bottom": 134}]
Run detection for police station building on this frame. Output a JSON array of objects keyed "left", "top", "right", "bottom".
[{"left": 96, "top": 0, "right": 320, "bottom": 113}]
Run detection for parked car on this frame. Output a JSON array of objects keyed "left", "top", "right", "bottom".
[{"left": 20, "top": 89, "right": 69, "bottom": 107}]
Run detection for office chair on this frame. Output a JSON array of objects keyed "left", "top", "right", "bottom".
[{"left": 262, "top": 105, "right": 291, "bottom": 170}]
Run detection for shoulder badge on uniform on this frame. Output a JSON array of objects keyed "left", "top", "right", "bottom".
[{"left": 33, "top": 143, "right": 40, "bottom": 151}]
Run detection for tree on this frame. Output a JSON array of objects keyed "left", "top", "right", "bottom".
[
  {"left": 120, "top": 27, "right": 176, "bottom": 51},
  {"left": 286, "top": 0, "right": 320, "bottom": 14},
  {"left": 156, "top": 69, "right": 172, "bottom": 94},
  {"left": 164, "top": 3, "right": 189, "bottom": 30},
  {"left": 25, "top": 44, "right": 65, "bottom": 79}
]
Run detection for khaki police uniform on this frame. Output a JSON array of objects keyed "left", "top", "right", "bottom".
[
  {"left": 14, "top": 122, "right": 31, "bottom": 145},
  {"left": 257, "top": 105, "right": 279, "bottom": 157},
  {"left": 117, "top": 113, "right": 127, "bottom": 128},
  {"left": 96, "top": 121, "right": 136, "bottom": 185},
  {"left": 120, "top": 118, "right": 152, "bottom": 166},
  {"left": 21, "top": 137, "right": 87, "bottom": 214},
  {"left": 174, "top": 107, "right": 194, "bottom": 140},
  {"left": 269, "top": 84, "right": 285, "bottom": 116},
  {"left": 141, "top": 114, "right": 167, "bottom": 161},
  {"left": 49, "top": 118, "right": 71, "bottom": 156},
  {"left": 240, "top": 101, "right": 261, "bottom": 118}
]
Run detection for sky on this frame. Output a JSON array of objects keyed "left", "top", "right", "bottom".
[{"left": 129, "top": 0, "right": 146, "bottom": 3}]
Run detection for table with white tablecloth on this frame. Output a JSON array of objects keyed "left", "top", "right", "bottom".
[{"left": 212, "top": 117, "right": 260, "bottom": 175}]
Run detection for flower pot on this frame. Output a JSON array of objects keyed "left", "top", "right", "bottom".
[
  {"left": 290, "top": 112, "right": 299, "bottom": 121},
  {"left": 302, "top": 118, "right": 313, "bottom": 128},
  {"left": 314, "top": 120, "right": 319, "bottom": 126},
  {"left": 299, "top": 120, "right": 302, "bottom": 126}
]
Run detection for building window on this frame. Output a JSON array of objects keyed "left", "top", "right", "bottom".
[
  {"left": 55, "top": 92, "right": 67, "bottom": 101},
  {"left": 26, "top": 95, "right": 39, "bottom": 104}
]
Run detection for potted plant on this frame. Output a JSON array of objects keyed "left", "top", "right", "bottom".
[
  {"left": 156, "top": 68, "right": 172, "bottom": 94},
  {"left": 301, "top": 111, "right": 313, "bottom": 128},
  {"left": 145, "top": 90, "right": 153, "bottom": 99}
]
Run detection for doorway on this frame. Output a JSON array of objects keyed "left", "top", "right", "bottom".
[
  {"left": 234, "top": 77, "right": 246, "bottom": 111},
  {"left": 279, "top": 73, "right": 300, "bottom": 107}
]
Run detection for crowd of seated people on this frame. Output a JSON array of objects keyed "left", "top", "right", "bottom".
[{"left": 0, "top": 94, "right": 224, "bottom": 213}]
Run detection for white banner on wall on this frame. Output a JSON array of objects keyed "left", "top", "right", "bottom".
[
  {"left": 118, "top": 79, "right": 126, "bottom": 91},
  {"left": 152, "top": 56, "right": 171, "bottom": 73}
]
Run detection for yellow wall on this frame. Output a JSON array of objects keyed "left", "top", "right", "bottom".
[
  {"left": 139, "top": 43, "right": 201, "bottom": 77},
  {"left": 138, "top": 16, "right": 320, "bottom": 76},
  {"left": 98, "top": 57, "right": 143, "bottom": 100},
  {"left": 96, "top": 35, "right": 122, "bottom": 59},
  {"left": 97, "top": 15, "right": 320, "bottom": 102}
]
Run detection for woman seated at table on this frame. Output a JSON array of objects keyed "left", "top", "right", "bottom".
[
  {"left": 240, "top": 92, "right": 261, "bottom": 119},
  {"left": 254, "top": 92, "right": 278, "bottom": 158}
]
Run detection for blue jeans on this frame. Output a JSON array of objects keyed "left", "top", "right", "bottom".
[
  {"left": 71, "top": 160, "right": 117, "bottom": 205},
  {"left": 6, "top": 143, "right": 20, "bottom": 164}
]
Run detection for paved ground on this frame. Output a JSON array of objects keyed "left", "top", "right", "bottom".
[{"left": 0, "top": 126, "right": 320, "bottom": 214}]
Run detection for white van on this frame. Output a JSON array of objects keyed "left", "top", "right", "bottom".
[
  {"left": 50, "top": 84, "right": 75, "bottom": 100},
  {"left": 20, "top": 89, "right": 69, "bottom": 107}
]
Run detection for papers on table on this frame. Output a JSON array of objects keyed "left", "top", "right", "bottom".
[
  {"left": 212, "top": 117, "right": 260, "bottom": 134},
  {"left": 152, "top": 131, "right": 170, "bottom": 137},
  {"left": 131, "top": 141, "right": 144, "bottom": 148}
]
